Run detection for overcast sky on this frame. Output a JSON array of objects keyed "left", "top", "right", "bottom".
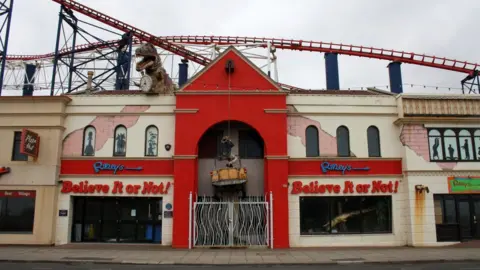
[{"left": 5, "top": 0, "right": 480, "bottom": 95}]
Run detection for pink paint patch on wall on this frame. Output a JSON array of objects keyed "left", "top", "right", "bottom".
[
  {"left": 62, "top": 105, "right": 150, "bottom": 156},
  {"left": 400, "top": 124, "right": 457, "bottom": 170},
  {"left": 287, "top": 115, "right": 338, "bottom": 156}
]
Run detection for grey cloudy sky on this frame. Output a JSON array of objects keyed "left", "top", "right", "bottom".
[{"left": 7, "top": 0, "right": 480, "bottom": 94}]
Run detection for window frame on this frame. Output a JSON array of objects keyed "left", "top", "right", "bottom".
[
  {"left": 11, "top": 131, "right": 28, "bottom": 161},
  {"left": 305, "top": 125, "right": 320, "bottom": 157},
  {"left": 367, "top": 125, "right": 381, "bottom": 157},
  {"left": 81, "top": 125, "right": 96, "bottom": 157},
  {"left": 144, "top": 125, "right": 159, "bottom": 157},
  {"left": 0, "top": 191, "right": 36, "bottom": 234},
  {"left": 427, "top": 128, "right": 480, "bottom": 162},
  {"left": 336, "top": 125, "right": 350, "bottom": 157},
  {"left": 113, "top": 125, "right": 128, "bottom": 157}
]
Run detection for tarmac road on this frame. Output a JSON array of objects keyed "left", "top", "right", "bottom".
[{"left": 2, "top": 262, "right": 480, "bottom": 270}]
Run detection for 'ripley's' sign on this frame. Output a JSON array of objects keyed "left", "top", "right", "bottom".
[
  {"left": 61, "top": 180, "right": 171, "bottom": 195},
  {"left": 93, "top": 161, "right": 143, "bottom": 174},
  {"left": 321, "top": 161, "right": 370, "bottom": 175},
  {"left": 291, "top": 180, "right": 399, "bottom": 194}
]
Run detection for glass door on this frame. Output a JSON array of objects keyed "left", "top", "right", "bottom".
[
  {"left": 101, "top": 198, "right": 119, "bottom": 242},
  {"left": 457, "top": 198, "right": 473, "bottom": 240},
  {"left": 472, "top": 195, "right": 480, "bottom": 239},
  {"left": 82, "top": 197, "right": 103, "bottom": 241},
  {"left": 118, "top": 197, "right": 137, "bottom": 243}
]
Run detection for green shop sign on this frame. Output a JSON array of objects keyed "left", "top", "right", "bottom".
[{"left": 448, "top": 177, "right": 480, "bottom": 193}]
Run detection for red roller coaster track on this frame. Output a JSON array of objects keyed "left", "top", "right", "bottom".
[{"left": 5, "top": 0, "right": 480, "bottom": 76}]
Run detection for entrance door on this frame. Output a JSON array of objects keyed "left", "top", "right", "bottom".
[
  {"left": 472, "top": 196, "right": 480, "bottom": 239},
  {"left": 193, "top": 197, "right": 270, "bottom": 247},
  {"left": 71, "top": 197, "right": 163, "bottom": 243}
]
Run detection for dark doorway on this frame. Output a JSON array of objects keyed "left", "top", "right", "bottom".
[
  {"left": 435, "top": 194, "right": 480, "bottom": 242},
  {"left": 71, "top": 196, "right": 163, "bottom": 243},
  {"left": 197, "top": 121, "right": 265, "bottom": 198}
]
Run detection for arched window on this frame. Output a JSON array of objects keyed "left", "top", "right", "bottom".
[
  {"left": 443, "top": 129, "right": 458, "bottom": 161},
  {"left": 113, "top": 125, "right": 127, "bottom": 156},
  {"left": 428, "top": 129, "right": 443, "bottom": 160},
  {"left": 336, "top": 126, "right": 350, "bottom": 157},
  {"left": 367, "top": 126, "right": 381, "bottom": 157},
  {"left": 145, "top": 125, "right": 159, "bottom": 156},
  {"left": 306, "top": 125, "right": 319, "bottom": 157},
  {"left": 459, "top": 129, "right": 474, "bottom": 160},
  {"left": 82, "top": 126, "right": 96, "bottom": 156},
  {"left": 475, "top": 130, "right": 480, "bottom": 160}
]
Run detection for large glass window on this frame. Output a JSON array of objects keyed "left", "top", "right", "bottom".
[
  {"left": 144, "top": 125, "right": 159, "bottom": 156},
  {"left": 367, "top": 126, "right": 381, "bottom": 157},
  {"left": 427, "top": 128, "right": 480, "bottom": 162},
  {"left": 82, "top": 126, "right": 96, "bottom": 156},
  {"left": 299, "top": 196, "right": 392, "bottom": 235},
  {"left": 306, "top": 125, "right": 319, "bottom": 157},
  {"left": 336, "top": 126, "right": 350, "bottom": 157},
  {"left": 0, "top": 191, "right": 36, "bottom": 233},
  {"left": 113, "top": 125, "right": 127, "bottom": 156},
  {"left": 11, "top": 131, "right": 28, "bottom": 161}
]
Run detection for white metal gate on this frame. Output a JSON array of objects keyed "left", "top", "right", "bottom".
[{"left": 189, "top": 193, "right": 273, "bottom": 248}]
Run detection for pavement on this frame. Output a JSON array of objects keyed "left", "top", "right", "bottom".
[
  {"left": 0, "top": 244, "right": 479, "bottom": 266},
  {"left": 2, "top": 262, "right": 480, "bottom": 270}
]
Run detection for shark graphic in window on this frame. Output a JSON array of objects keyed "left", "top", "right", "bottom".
[{"left": 0, "top": 167, "right": 11, "bottom": 177}]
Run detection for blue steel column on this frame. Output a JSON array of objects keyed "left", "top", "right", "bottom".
[
  {"left": 178, "top": 59, "right": 189, "bottom": 87},
  {"left": 23, "top": 64, "right": 36, "bottom": 96},
  {"left": 388, "top": 62, "right": 403, "bottom": 94},
  {"left": 50, "top": 5, "right": 64, "bottom": 96},
  {"left": 0, "top": 0, "right": 14, "bottom": 96},
  {"left": 324, "top": 53, "right": 340, "bottom": 90}
]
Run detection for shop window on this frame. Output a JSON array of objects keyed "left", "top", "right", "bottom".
[
  {"left": 0, "top": 191, "right": 36, "bottom": 233},
  {"left": 336, "top": 126, "right": 350, "bottom": 157},
  {"left": 427, "top": 128, "right": 480, "bottom": 162},
  {"left": 11, "top": 131, "right": 28, "bottom": 161},
  {"left": 113, "top": 125, "right": 127, "bottom": 156},
  {"left": 82, "top": 126, "right": 96, "bottom": 156},
  {"left": 299, "top": 196, "right": 392, "bottom": 235},
  {"left": 367, "top": 126, "right": 381, "bottom": 157},
  {"left": 306, "top": 125, "right": 319, "bottom": 157},
  {"left": 428, "top": 129, "right": 443, "bottom": 160},
  {"left": 239, "top": 130, "right": 264, "bottom": 159},
  {"left": 474, "top": 130, "right": 480, "bottom": 160},
  {"left": 144, "top": 125, "right": 158, "bottom": 156},
  {"left": 443, "top": 129, "right": 458, "bottom": 161}
]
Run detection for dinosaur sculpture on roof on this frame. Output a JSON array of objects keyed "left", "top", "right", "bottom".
[{"left": 135, "top": 43, "right": 175, "bottom": 94}]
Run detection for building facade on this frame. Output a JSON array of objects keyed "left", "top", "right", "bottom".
[
  {"left": 0, "top": 96, "right": 71, "bottom": 245},
  {"left": 3, "top": 47, "right": 479, "bottom": 248}
]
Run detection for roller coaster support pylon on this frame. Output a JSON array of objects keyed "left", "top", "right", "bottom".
[
  {"left": 461, "top": 70, "right": 480, "bottom": 94},
  {"left": 0, "top": 0, "right": 13, "bottom": 96},
  {"left": 50, "top": 4, "right": 134, "bottom": 95}
]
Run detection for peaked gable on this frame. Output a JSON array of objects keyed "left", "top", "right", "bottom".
[{"left": 181, "top": 47, "right": 281, "bottom": 91}]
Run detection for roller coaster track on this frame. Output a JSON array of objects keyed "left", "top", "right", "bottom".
[{"left": 5, "top": 0, "right": 480, "bottom": 76}]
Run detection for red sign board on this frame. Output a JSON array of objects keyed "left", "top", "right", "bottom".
[
  {"left": 290, "top": 180, "right": 399, "bottom": 195},
  {"left": 20, "top": 129, "right": 40, "bottom": 158},
  {"left": 0, "top": 190, "right": 36, "bottom": 198},
  {"left": 60, "top": 180, "right": 171, "bottom": 195},
  {"left": 0, "top": 167, "right": 10, "bottom": 177},
  {"left": 288, "top": 159, "right": 402, "bottom": 176},
  {"left": 60, "top": 159, "right": 174, "bottom": 176}
]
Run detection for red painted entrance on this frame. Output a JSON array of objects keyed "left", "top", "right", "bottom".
[{"left": 172, "top": 47, "right": 289, "bottom": 248}]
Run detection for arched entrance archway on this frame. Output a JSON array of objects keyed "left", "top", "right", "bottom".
[{"left": 197, "top": 120, "right": 265, "bottom": 199}]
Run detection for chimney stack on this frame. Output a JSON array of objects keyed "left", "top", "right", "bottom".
[
  {"left": 178, "top": 59, "right": 189, "bottom": 87},
  {"left": 86, "top": 71, "right": 94, "bottom": 93}
]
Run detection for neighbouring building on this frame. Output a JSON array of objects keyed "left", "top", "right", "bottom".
[{"left": 0, "top": 96, "right": 71, "bottom": 245}]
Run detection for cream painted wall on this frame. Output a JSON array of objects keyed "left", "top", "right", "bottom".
[
  {"left": 288, "top": 177, "right": 407, "bottom": 247},
  {"left": 403, "top": 174, "right": 463, "bottom": 246},
  {"left": 287, "top": 95, "right": 401, "bottom": 158},
  {"left": 62, "top": 95, "right": 176, "bottom": 158},
  {"left": 0, "top": 186, "right": 58, "bottom": 245},
  {"left": 55, "top": 177, "right": 174, "bottom": 246}
]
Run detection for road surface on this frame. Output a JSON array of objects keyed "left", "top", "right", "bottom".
[{"left": 1, "top": 261, "right": 480, "bottom": 269}]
